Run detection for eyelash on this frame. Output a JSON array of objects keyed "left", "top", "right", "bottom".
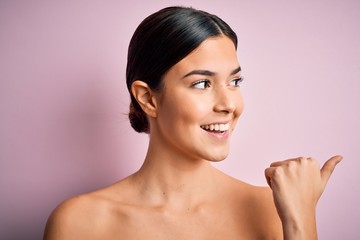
[
  {"left": 191, "top": 77, "right": 244, "bottom": 89},
  {"left": 191, "top": 80, "right": 211, "bottom": 89},
  {"left": 231, "top": 77, "right": 244, "bottom": 87}
]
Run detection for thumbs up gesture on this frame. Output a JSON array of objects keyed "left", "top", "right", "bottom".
[{"left": 265, "top": 155, "right": 342, "bottom": 239}]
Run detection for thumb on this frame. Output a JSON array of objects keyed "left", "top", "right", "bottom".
[{"left": 321, "top": 155, "right": 343, "bottom": 184}]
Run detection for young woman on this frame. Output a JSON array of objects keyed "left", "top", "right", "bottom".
[{"left": 44, "top": 6, "right": 342, "bottom": 239}]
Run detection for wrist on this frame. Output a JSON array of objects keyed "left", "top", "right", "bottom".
[{"left": 282, "top": 213, "right": 318, "bottom": 240}]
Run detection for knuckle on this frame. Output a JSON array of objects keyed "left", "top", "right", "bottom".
[
  {"left": 287, "top": 160, "right": 297, "bottom": 171},
  {"left": 272, "top": 167, "right": 284, "bottom": 178},
  {"left": 307, "top": 157, "right": 320, "bottom": 168}
]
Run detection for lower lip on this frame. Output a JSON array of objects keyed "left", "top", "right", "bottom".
[{"left": 202, "top": 129, "right": 230, "bottom": 140}]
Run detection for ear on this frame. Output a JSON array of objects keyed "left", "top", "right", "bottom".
[{"left": 131, "top": 80, "right": 158, "bottom": 118}]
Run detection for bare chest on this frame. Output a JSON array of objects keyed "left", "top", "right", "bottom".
[{"left": 100, "top": 206, "right": 259, "bottom": 240}]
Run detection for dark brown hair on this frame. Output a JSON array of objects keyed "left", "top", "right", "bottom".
[{"left": 126, "top": 6, "right": 237, "bottom": 133}]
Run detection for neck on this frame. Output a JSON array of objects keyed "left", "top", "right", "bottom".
[{"left": 132, "top": 135, "right": 219, "bottom": 210}]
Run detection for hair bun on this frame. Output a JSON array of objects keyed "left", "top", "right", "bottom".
[{"left": 129, "top": 102, "right": 149, "bottom": 133}]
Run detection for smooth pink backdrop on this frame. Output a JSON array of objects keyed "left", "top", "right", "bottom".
[{"left": 1, "top": 0, "right": 359, "bottom": 239}]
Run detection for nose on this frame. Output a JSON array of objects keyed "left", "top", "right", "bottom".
[{"left": 213, "top": 86, "right": 237, "bottom": 114}]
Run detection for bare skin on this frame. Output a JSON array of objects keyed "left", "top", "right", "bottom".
[
  {"left": 44, "top": 36, "right": 341, "bottom": 239},
  {"left": 44, "top": 167, "right": 282, "bottom": 239}
]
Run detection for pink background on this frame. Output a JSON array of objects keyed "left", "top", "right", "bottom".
[{"left": 1, "top": 0, "right": 359, "bottom": 239}]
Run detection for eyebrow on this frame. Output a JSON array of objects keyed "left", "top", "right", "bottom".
[{"left": 181, "top": 66, "right": 241, "bottom": 79}]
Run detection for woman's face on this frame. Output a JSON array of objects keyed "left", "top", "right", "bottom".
[{"left": 153, "top": 36, "right": 244, "bottom": 162}]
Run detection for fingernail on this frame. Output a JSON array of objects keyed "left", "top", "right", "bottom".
[{"left": 336, "top": 155, "right": 343, "bottom": 164}]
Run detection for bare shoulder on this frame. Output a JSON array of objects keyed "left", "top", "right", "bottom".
[
  {"left": 217, "top": 170, "right": 283, "bottom": 239},
  {"left": 44, "top": 193, "right": 106, "bottom": 239},
  {"left": 43, "top": 180, "right": 132, "bottom": 240},
  {"left": 246, "top": 185, "right": 283, "bottom": 239}
]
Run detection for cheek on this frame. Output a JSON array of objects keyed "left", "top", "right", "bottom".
[
  {"left": 180, "top": 96, "right": 209, "bottom": 118},
  {"left": 159, "top": 92, "right": 210, "bottom": 126}
]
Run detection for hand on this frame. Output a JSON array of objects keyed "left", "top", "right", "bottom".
[{"left": 264, "top": 155, "right": 342, "bottom": 239}]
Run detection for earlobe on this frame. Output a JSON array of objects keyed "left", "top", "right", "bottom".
[{"left": 131, "top": 80, "right": 158, "bottom": 118}]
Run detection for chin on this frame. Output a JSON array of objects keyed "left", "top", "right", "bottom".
[{"left": 206, "top": 152, "right": 229, "bottom": 162}]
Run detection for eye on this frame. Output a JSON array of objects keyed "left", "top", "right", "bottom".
[
  {"left": 191, "top": 80, "right": 211, "bottom": 89},
  {"left": 230, "top": 77, "right": 244, "bottom": 87}
]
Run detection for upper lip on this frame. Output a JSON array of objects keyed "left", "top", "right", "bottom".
[{"left": 201, "top": 120, "right": 232, "bottom": 126}]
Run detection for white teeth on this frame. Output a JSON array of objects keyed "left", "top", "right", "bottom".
[{"left": 201, "top": 123, "right": 230, "bottom": 132}]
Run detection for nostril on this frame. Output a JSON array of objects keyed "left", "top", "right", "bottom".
[{"left": 213, "top": 92, "right": 236, "bottom": 113}]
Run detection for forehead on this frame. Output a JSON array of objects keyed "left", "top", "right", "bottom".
[{"left": 168, "top": 36, "right": 240, "bottom": 77}]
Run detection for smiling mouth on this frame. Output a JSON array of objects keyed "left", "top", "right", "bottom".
[{"left": 200, "top": 123, "right": 230, "bottom": 133}]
